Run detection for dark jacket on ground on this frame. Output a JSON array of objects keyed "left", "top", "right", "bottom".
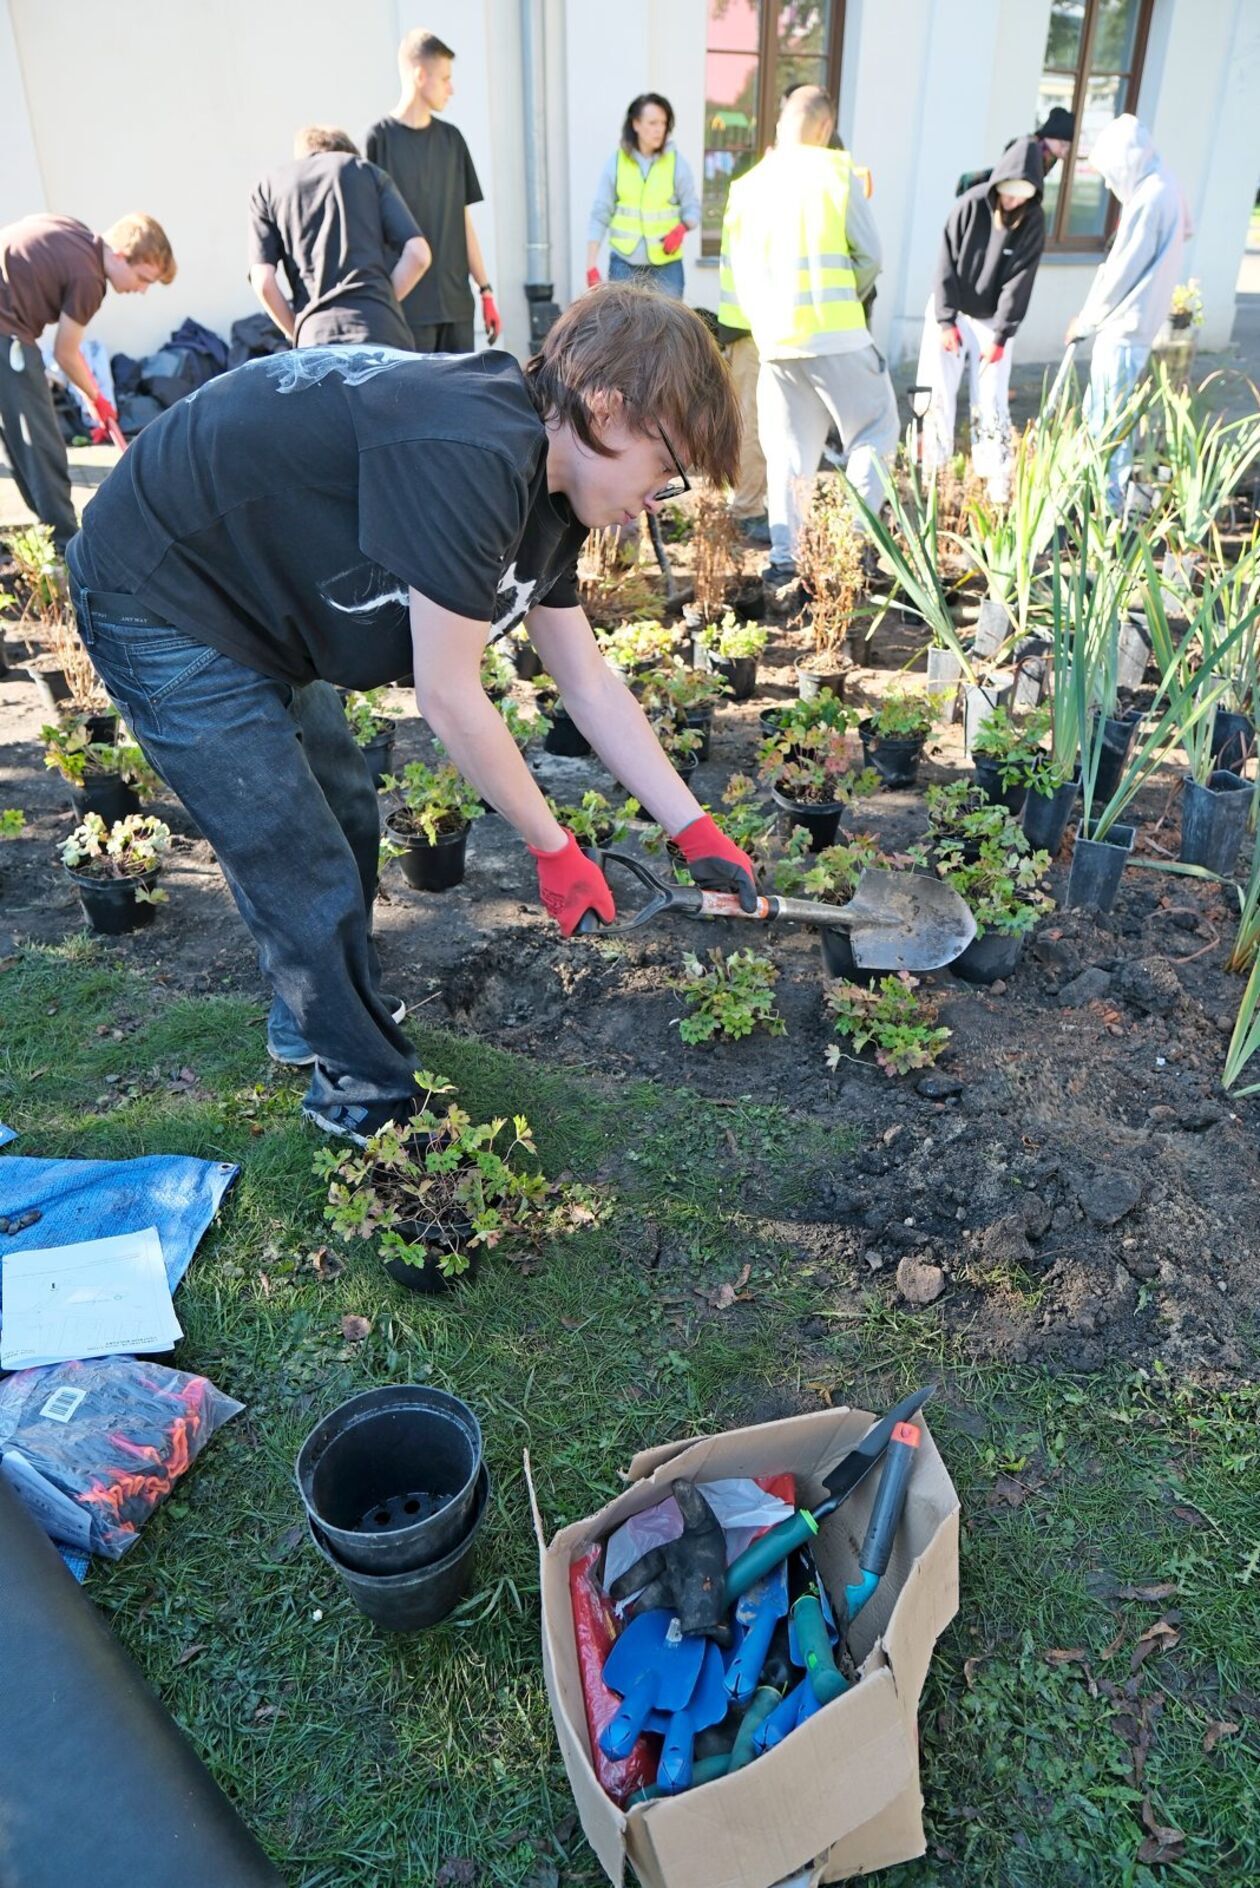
[{"left": 933, "top": 137, "right": 1046, "bottom": 344}]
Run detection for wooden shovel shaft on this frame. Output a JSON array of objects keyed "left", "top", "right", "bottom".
[{"left": 695, "top": 890, "right": 864, "bottom": 931}]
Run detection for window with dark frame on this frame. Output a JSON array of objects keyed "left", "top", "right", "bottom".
[
  {"left": 1038, "top": 0, "right": 1155, "bottom": 251},
  {"left": 701, "top": 1, "right": 846, "bottom": 257}
]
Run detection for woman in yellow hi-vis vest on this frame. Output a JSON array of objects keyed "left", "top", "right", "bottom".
[{"left": 586, "top": 93, "right": 700, "bottom": 300}]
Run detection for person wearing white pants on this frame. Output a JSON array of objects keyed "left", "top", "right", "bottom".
[
  {"left": 920, "top": 137, "right": 1046, "bottom": 502},
  {"left": 757, "top": 343, "right": 898, "bottom": 568}
]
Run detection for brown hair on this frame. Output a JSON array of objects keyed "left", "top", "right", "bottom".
[
  {"left": 620, "top": 92, "right": 675, "bottom": 153},
  {"left": 294, "top": 125, "right": 359, "bottom": 157},
  {"left": 102, "top": 213, "right": 176, "bottom": 285},
  {"left": 398, "top": 27, "right": 454, "bottom": 68},
  {"left": 525, "top": 282, "right": 741, "bottom": 489}
]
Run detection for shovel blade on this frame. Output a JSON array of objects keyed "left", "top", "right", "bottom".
[{"left": 836, "top": 869, "right": 976, "bottom": 972}]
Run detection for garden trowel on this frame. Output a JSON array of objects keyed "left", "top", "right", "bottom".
[
  {"left": 599, "top": 1609, "right": 706, "bottom": 1760},
  {"left": 576, "top": 852, "right": 976, "bottom": 972},
  {"left": 655, "top": 1637, "right": 730, "bottom": 1793}
]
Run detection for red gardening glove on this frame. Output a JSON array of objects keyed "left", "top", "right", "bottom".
[
  {"left": 661, "top": 223, "right": 687, "bottom": 257},
  {"left": 530, "top": 830, "right": 615, "bottom": 937},
  {"left": 939, "top": 324, "right": 962, "bottom": 353},
  {"left": 586, "top": 266, "right": 601, "bottom": 289},
  {"left": 980, "top": 341, "right": 1005, "bottom": 365},
  {"left": 480, "top": 288, "right": 502, "bottom": 343},
  {"left": 672, "top": 814, "right": 758, "bottom": 912}
]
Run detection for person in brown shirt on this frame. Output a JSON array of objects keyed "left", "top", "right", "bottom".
[{"left": 0, "top": 211, "right": 175, "bottom": 551}]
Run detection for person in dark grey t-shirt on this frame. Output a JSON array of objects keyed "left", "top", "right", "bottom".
[
  {"left": 67, "top": 286, "right": 747, "bottom": 1147},
  {"left": 248, "top": 126, "right": 431, "bottom": 350},
  {"left": 364, "top": 26, "right": 501, "bottom": 353}
]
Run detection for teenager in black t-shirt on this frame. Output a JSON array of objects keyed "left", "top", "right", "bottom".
[
  {"left": 247, "top": 126, "right": 431, "bottom": 350},
  {"left": 67, "top": 286, "right": 750, "bottom": 1145},
  {"left": 364, "top": 27, "right": 501, "bottom": 353}
]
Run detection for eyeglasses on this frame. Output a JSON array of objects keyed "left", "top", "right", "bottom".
[{"left": 650, "top": 425, "right": 692, "bottom": 503}]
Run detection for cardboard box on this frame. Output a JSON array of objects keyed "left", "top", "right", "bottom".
[{"left": 531, "top": 1403, "right": 959, "bottom": 1888}]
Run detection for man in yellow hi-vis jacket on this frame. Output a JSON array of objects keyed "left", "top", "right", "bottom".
[{"left": 720, "top": 86, "right": 897, "bottom": 586}]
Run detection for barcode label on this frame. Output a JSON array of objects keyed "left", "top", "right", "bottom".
[{"left": 39, "top": 1386, "right": 86, "bottom": 1423}]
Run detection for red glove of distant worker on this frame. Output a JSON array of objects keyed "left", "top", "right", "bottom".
[
  {"left": 980, "top": 341, "right": 1005, "bottom": 365},
  {"left": 90, "top": 393, "right": 120, "bottom": 446},
  {"left": 661, "top": 223, "right": 687, "bottom": 257},
  {"left": 586, "top": 267, "right": 601, "bottom": 289},
  {"left": 531, "top": 830, "right": 615, "bottom": 937},
  {"left": 480, "top": 288, "right": 502, "bottom": 343},
  {"left": 939, "top": 324, "right": 962, "bottom": 353},
  {"left": 672, "top": 814, "right": 758, "bottom": 911}
]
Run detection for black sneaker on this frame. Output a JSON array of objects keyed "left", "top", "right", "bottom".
[{"left": 301, "top": 1094, "right": 418, "bottom": 1145}]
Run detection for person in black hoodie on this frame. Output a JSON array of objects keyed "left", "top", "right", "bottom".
[{"left": 916, "top": 136, "right": 1046, "bottom": 501}]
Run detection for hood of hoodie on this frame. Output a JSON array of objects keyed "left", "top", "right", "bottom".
[
  {"left": 1087, "top": 114, "right": 1159, "bottom": 202},
  {"left": 986, "top": 135, "right": 1045, "bottom": 214}
]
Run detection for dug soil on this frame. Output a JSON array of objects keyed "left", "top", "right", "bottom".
[{"left": 3, "top": 587, "right": 1257, "bottom": 1382}]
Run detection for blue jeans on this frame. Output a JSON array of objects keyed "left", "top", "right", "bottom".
[
  {"left": 608, "top": 251, "right": 685, "bottom": 299},
  {"left": 1083, "top": 335, "right": 1148, "bottom": 513},
  {"left": 70, "top": 588, "right": 417, "bottom": 1112}
]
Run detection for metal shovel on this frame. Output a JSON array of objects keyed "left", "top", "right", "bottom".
[{"left": 576, "top": 851, "right": 976, "bottom": 973}]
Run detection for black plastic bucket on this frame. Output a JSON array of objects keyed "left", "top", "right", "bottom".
[
  {"left": 66, "top": 867, "right": 160, "bottom": 934},
  {"left": 1179, "top": 771, "right": 1253, "bottom": 876},
  {"left": 295, "top": 1384, "right": 484, "bottom": 1577},
  {"left": 514, "top": 641, "right": 544, "bottom": 682},
  {"left": 1022, "top": 773, "right": 1080, "bottom": 855},
  {"left": 307, "top": 1463, "right": 490, "bottom": 1631},
  {"left": 26, "top": 666, "right": 72, "bottom": 713},
  {"left": 69, "top": 774, "right": 141, "bottom": 824},
  {"left": 972, "top": 756, "right": 1026, "bottom": 816},
  {"left": 387, "top": 817, "right": 468, "bottom": 892},
  {"left": 770, "top": 786, "right": 842, "bottom": 852},
  {"left": 685, "top": 709, "right": 713, "bottom": 762},
  {"left": 1065, "top": 820, "right": 1135, "bottom": 912},
  {"left": 359, "top": 724, "right": 396, "bottom": 791},
  {"left": 1210, "top": 708, "right": 1255, "bottom": 775},
  {"left": 859, "top": 722, "right": 924, "bottom": 789},
  {"left": 707, "top": 653, "right": 758, "bottom": 701},
  {"left": 544, "top": 711, "right": 592, "bottom": 757},
  {"left": 1091, "top": 712, "right": 1141, "bottom": 805},
  {"left": 952, "top": 928, "right": 1025, "bottom": 986}
]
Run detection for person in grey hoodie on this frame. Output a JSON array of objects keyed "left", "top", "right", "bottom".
[
  {"left": 586, "top": 94, "right": 700, "bottom": 300},
  {"left": 1067, "top": 114, "right": 1189, "bottom": 510},
  {"left": 917, "top": 136, "right": 1046, "bottom": 502}
]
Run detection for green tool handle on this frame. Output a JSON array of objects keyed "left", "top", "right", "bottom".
[
  {"left": 728, "top": 1686, "right": 782, "bottom": 1772},
  {"left": 628, "top": 1752, "right": 731, "bottom": 1805},
  {"left": 792, "top": 1595, "right": 848, "bottom": 1706},
  {"left": 723, "top": 1508, "right": 819, "bottom": 1605}
]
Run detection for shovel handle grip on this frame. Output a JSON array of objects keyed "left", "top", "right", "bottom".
[
  {"left": 728, "top": 1685, "right": 781, "bottom": 1771},
  {"left": 791, "top": 1595, "right": 847, "bottom": 1706},
  {"left": 724, "top": 1509, "right": 818, "bottom": 1605},
  {"left": 858, "top": 1422, "right": 920, "bottom": 1580}
]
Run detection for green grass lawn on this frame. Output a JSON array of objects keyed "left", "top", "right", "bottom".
[{"left": 2, "top": 940, "right": 1257, "bottom": 1887}]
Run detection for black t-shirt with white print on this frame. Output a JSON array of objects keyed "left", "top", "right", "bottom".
[{"left": 68, "top": 348, "right": 587, "bottom": 688}]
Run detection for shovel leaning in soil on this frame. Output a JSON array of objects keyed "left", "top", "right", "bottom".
[{"left": 576, "top": 852, "right": 975, "bottom": 973}]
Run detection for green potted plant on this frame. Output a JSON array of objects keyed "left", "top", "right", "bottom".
[
  {"left": 499, "top": 696, "right": 553, "bottom": 751},
  {"left": 599, "top": 617, "right": 682, "bottom": 678},
  {"left": 534, "top": 672, "right": 593, "bottom": 758},
  {"left": 858, "top": 691, "right": 936, "bottom": 788},
  {"left": 758, "top": 686, "right": 851, "bottom": 748},
  {"left": 646, "top": 707, "right": 705, "bottom": 783},
  {"left": 637, "top": 661, "right": 727, "bottom": 760},
  {"left": 479, "top": 642, "right": 517, "bottom": 701},
  {"left": 933, "top": 828, "right": 1054, "bottom": 984},
  {"left": 968, "top": 705, "right": 1052, "bottom": 816},
  {"left": 314, "top": 1072, "right": 551, "bottom": 1293},
  {"left": 42, "top": 714, "right": 158, "bottom": 824},
  {"left": 382, "top": 760, "right": 485, "bottom": 891},
  {"left": 342, "top": 688, "right": 396, "bottom": 788},
  {"left": 694, "top": 611, "right": 768, "bottom": 701},
  {"left": 60, "top": 812, "right": 171, "bottom": 934},
  {"left": 510, "top": 624, "right": 544, "bottom": 681},
  {"left": 546, "top": 789, "right": 635, "bottom": 851},
  {"left": 759, "top": 722, "right": 876, "bottom": 851}
]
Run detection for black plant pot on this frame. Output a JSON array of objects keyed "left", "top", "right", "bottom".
[
  {"left": 306, "top": 1464, "right": 490, "bottom": 1632},
  {"left": 673, "top": 752, "right": 699, "bottom": 786},
  {"left": 69, "top": 774, "right": 141, "bottom": 824},
  {"left": 543, "top": 709, "right": 592, "bottom": 757},
  {"left": 759, "top": 707, "right": 788, "bottom": 741},
  {"left": 708, "top": 652, "right": 758, "bottom": 702},
  {"left": 859, "top": 720, "right": 925, "bottom": 789},
  {"left": 26, "top": 665, "right": 72, "bottom": 714},
  {"left": 952, "top": 928, "right": 1025, "bottom": 986},
  {"left": 1065, "top": 820, "right": 1135, "bottom": 913},
  {"left": 1091, "top": 711, "right": 1141, "bottom": 805},
  {"left": 1210, "top": 707, "right": 1255, "bottom": 775},
  {"left": 66, "top": 867, "right": 160, "bottom": 935},
  {"left": 685, "top": 708, "right": 713, "bottom": 762},
  {"left": 84, "top": 710, "right": 119, "bottom": 744},
  {"left": 770, "top": 785, "right": 843, "bottom": 852},
  {"left": 513, "top": 641, "right": 544, "bottom": 682},
  {"left": 384, "top": 1213, "right": 480, "bottom": 1295},
  {"left": 1179, "top": 771, "right": 1253, "bottom": 876},
  {"left": 797, "top": 665, "right": 845, "bottom": 703},
  {"left": 387, "top": 815, "right": 469, "bottom": 891},
  {"left": 295, "top": 1383, "right": 484, "bottom": 1578},
  {"left": 819, "top": 923, "right": 875, "bottom": 983},
  {"left": 1022, "top": 773, "right": 1080, "bottom": 855},
  {"left": 358, "top": 723, "right": 396, "bottom": 791},
  {"left": 971, "top": 756, "right": 1026, "bottom": 817}
]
